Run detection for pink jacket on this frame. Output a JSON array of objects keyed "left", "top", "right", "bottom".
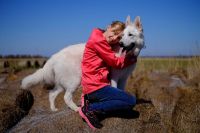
[{"left": 81, "top": 28, "right": 137, "bottom": 94}]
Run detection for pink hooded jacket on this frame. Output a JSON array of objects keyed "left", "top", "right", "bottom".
[{"left": 81, "top": 28, "right": 137, "bottom": 94}]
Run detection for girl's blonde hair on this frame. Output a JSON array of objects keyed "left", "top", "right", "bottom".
[{"left": 110, "top": 21, "right": 125, "bottom": 33}]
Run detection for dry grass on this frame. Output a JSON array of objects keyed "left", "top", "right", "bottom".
[
  {"left": 126, "top": 56, "right": 200, "bottom": 132},
  {"left": 0, "top": 90, "right": 33, "bottom": 133},
  {"left": 0, "top": 56, "right": 200, "bottom": 132}
]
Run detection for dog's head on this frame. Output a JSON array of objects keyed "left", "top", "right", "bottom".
[{"left": 119, "top": 16, "right": 145, "bottom": 56}]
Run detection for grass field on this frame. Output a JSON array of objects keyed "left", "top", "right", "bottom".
[
  {"left": 137, "top": 57, "right": 199, "bottom": 71},
  {"left": 133, "top": 57, "right": 200, "bottom": 79},
  {"left": 1, "top": 56, "right": 199, "bottom": 73},
  {"left": 0, "top": 58, "right": 47, "bottom": 73}
]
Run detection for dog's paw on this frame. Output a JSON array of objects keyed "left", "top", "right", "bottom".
[
  {"left": 51, "top": 108, "right": 58, "bottom": 112},
  {"left": 74, "top": 107, "right": 80, "bottom": 112}
]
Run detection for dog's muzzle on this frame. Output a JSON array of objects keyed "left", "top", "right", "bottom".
[
  {"left": 119, "top": 42, "right": 125, "bottom": 48},
  {"left": 125, "top": 42, "right": 136, "bottom": 52},
  {"left": 121, "top": 42, "right": 136, "bottom": 52}
]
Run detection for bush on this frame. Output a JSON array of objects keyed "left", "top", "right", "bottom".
[
  {"left": 34, "top": 60, "right": 40, "bottom": 68},
  {"left": 26, "top": 61, "right": 32, "bottom": 68},
  {"left": 3, "top": 61, "right": 10, "bottom": 68},
  {"left": 42, "top": 60, "right": 47, "bottom": 67}
]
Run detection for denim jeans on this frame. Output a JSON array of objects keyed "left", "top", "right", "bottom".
[{"left": 85, "top": 85, "right": 136, "bottom": 113}]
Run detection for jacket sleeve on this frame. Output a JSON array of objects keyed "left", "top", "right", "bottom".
[{"left": 93, "top": 40, "right": 137, "bottom": 69}]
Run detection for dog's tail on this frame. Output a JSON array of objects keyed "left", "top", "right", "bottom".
[{"left": 21, "top": 60, "right": 54, "bottom": 89}]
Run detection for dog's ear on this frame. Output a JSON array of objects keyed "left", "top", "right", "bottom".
[
  {"left": 134, "top": 16, "right": 143, "bottom": 31},
  {"left": 126, "top": 15, "right": 131, "bottom": 26}
]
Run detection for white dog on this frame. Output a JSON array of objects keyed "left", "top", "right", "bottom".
[{"left": 21, "top": 16, "right": 145, "bottom": 112}]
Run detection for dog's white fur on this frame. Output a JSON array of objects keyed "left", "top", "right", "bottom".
[
  {"left": 21, "top": 16, "right": 145, "bottom": 112},
  {"left": 111, "top": 16, "right": 145, "bottom": 89}
]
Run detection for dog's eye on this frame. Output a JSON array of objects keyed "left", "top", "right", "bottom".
[{"left": 128, "top": 33, "right": 133, "bottom": 36}]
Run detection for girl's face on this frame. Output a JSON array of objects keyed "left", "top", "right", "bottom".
[{"left": 105, "top": 26, "right": 123, "bottom": 45}]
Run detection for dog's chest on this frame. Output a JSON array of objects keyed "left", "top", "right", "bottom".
[{"left": 111, "top": 63, "right": 136, "bottom": 78}]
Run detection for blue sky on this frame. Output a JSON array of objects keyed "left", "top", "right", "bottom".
[{"left": 0, "top": 0, "right": 200, "bottom": 56}]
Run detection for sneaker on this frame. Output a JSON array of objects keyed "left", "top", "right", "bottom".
[{"left": 79, "top": 106, "right": 103, "bottom": 129}]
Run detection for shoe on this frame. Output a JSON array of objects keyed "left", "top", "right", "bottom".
[{"left": 79, "top": 106, "right": 103, "bottom": 129}]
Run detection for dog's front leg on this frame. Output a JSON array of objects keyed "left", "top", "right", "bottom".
[
  {"left": 117, "top": 77, "right": 128, "bottom": 90},
  {"left": 111, "top": 78, "right": 118, "bottom": 88},
  {"left": 111, "top": 68, "right": 120, "bottom": 88}
]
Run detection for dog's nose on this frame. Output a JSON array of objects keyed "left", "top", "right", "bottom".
[{"left": 119, "top": 42, "right": 124, "bottom": 47}]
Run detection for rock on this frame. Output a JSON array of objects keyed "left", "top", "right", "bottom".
[
  {"left": 0, "top": 77, "right": 6, "bottom": 85},
  {"left": 170, "top": 76, "right": 185, "bottom": 88}
]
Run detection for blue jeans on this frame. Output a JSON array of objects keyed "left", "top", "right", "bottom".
[{"left": 85, "top": 85, "right": 136, "bottom": 113}]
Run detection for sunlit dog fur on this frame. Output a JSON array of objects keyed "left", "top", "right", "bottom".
[{"left": 21, "top": 16, "right": 145, "bottom": 112}]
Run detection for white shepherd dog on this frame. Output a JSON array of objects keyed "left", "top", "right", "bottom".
[{"left": 21, "top": 16, "right": 145, "bottom": 112}]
